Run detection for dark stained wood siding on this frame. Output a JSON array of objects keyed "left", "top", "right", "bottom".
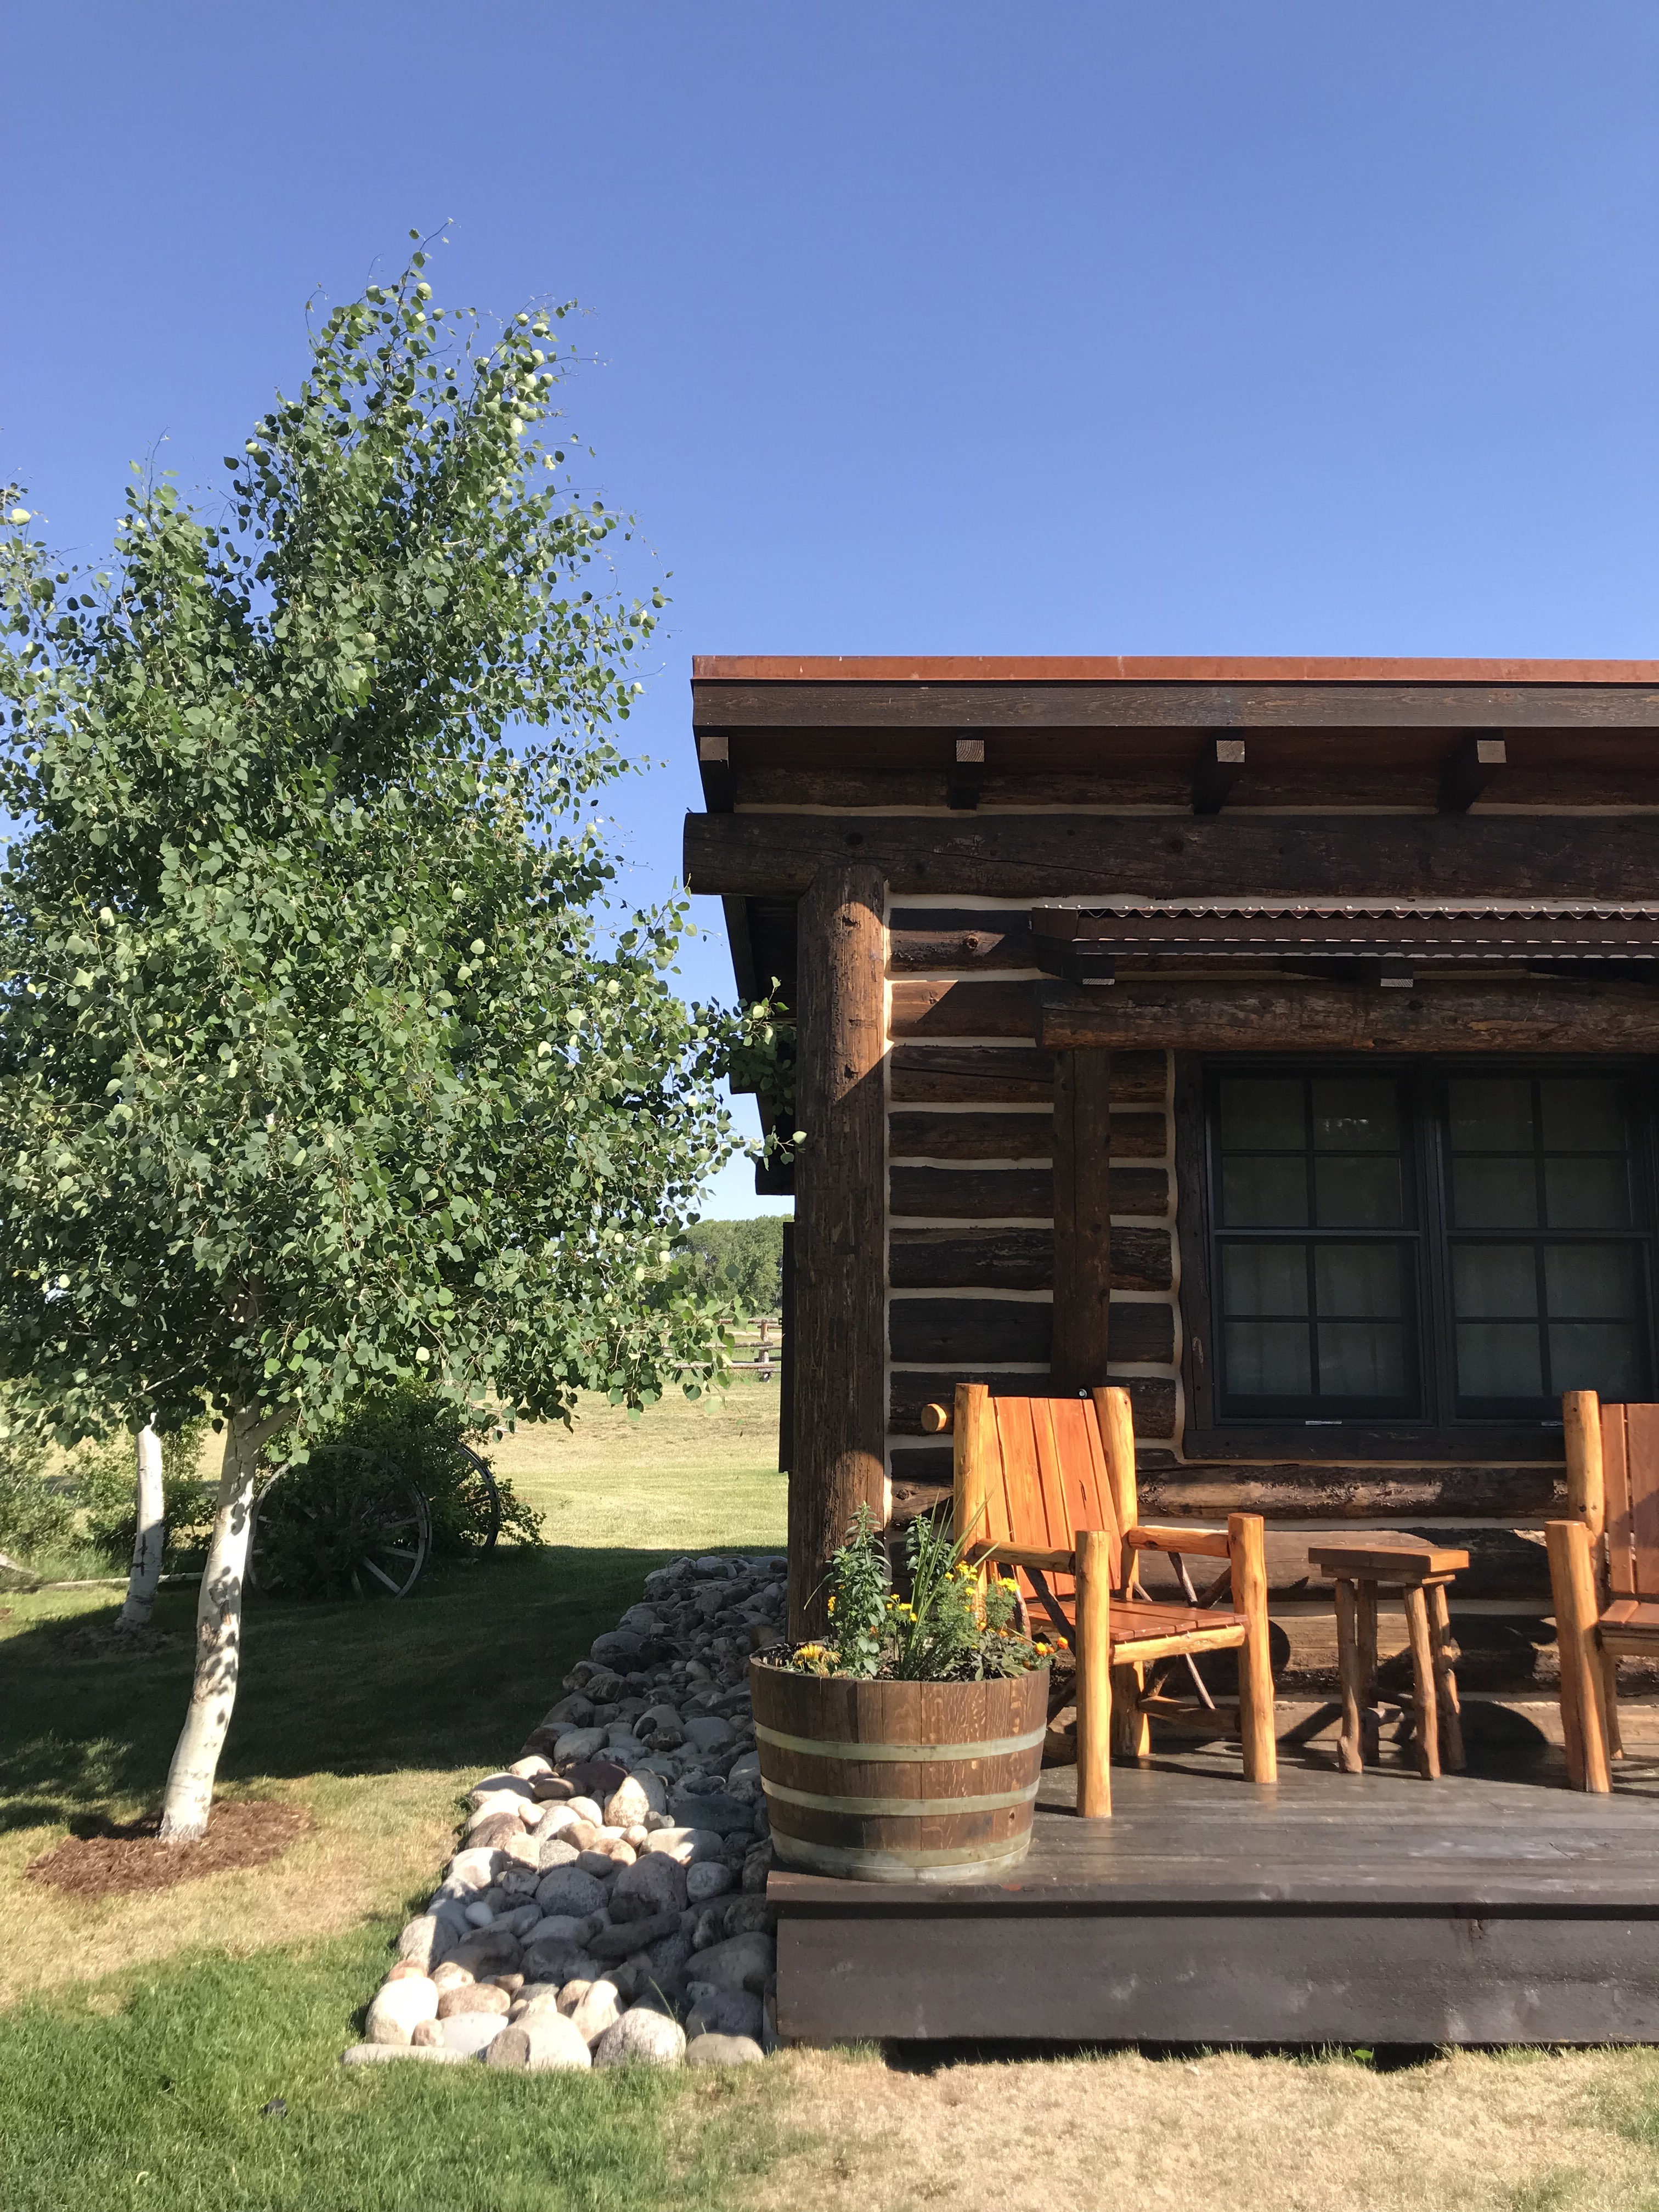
[{"left": 884, "top": 898, "right": 1183, "bottom": 1517}]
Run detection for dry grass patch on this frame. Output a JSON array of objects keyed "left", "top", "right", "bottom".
[
  {"left": 0, "top": 1765, "right": 467, "bottom": 2005},
  {"left": 747, "top": 2046, "right": 1659, "bottom": 2212}
]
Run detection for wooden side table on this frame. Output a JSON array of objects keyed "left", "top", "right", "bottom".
[{"left": 1306, "top": 1539, "right": 1470, "bottom": 1778}]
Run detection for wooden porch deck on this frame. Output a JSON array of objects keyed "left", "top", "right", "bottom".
[{"left": 770, "top": 1735, "right": 1659, "bottom": 2046}]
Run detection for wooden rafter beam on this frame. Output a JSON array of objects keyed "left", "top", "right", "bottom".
[
  {"left": 947, "top": 734, "right": 985, "bottom": 811},
  {"left": 684, "top": 808, "right": 1659, "bottom": 901},
  {"left": 1193, "top": 737, "right": 1246, "bottom": 815},
  {"left": 1438, "top": 731, "right": 1506, "bottom": 813}
]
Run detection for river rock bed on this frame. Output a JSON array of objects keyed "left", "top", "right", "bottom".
[{"left": 341, "top": 1551, "right": 787, "bottom": 2073}]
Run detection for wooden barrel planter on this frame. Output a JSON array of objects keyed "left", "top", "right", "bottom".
[{"left": 749, "top": 1660, "right": 1049, "bottom": 1883}]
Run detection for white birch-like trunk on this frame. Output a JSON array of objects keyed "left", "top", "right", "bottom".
[
  {"left": 157, "top": 1407, "right": 279, "bottom": 1842},
  {"left": 115, "top": 1425, "right": 166, "bottom": 1633}
]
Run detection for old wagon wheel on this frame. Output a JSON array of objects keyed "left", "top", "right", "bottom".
[
  {"left": 422, "top": 1438, "right": 502, "bottom": 1559},
  {"left": 248, "top": 1443, "right": 432, "bottom": 1600}
]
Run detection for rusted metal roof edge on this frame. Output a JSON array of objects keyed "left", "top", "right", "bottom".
[{"left": 692, "top": 655, "right": 1659, "bottom": 686}]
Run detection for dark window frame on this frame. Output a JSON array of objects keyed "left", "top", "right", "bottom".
[{"left": 1175, "top": 1052, "right": 1659, "bottom": 1463}]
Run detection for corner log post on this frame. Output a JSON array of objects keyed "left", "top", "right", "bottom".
[{"left": 789, "top": 863, "right": 888, "bottom": 1638}]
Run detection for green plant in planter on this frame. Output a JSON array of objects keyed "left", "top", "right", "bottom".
[{"left": 786, "top": 1504, "right": 1053, "bottom": 1682}]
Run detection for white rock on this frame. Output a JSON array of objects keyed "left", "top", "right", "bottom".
[
  {"left": 471, "top": 1773, "right": 536, "bottom": 1805},
  {"left": 605, "top": 1772, "right": 667, "bottom": 1826},
  {"left": 446, "top": 1847, "right": 503, "bottom": 1892},
  {"left": 341, "top": 2042, "right": 470, "bottom": 2067},
  {"left": 510, "top": 1755, "right": 553, "bottom": 1779},
  {"left": 686, "top": 2033, "right": 764, "bottom": 2066},
  {"left": 593, "top": 2007, "right": 687, "bottom": 2068},
  {"left": 554, "top": 1728, "right": 607, "bottom": 1763},
  {"left": 438, "top": 2011, "right": 510, "bottom": 2056},
  {"left": 566, "top": 1796, "right": 605, "bottom": 1825},
  {"left": 395, "top": 1914, "right": 456, "bottom": 1973},
  {"left": 643, "top": 1826, "right": 726, "bottom": 1866},
  {"left": 685, "top": 1861, "right": 736, "bottom": 1904},
  {"left": 366, "top": 1976, "right": 439, "bottom": 2044},
  {"left": 684, "top": 1716, "right": 735, "bottom": 1754},
  {"left": 486, "top": 2012, "right": 593, "bottom": 2071},
  {"left": 464, "top": 1901, "right": 494, "bottom": 1928},
  {"left": 534, "top": 1802, "right": 583, "bottom": 1838},
  {"left": 569, "top": 1979, "right": 624, "bottom": 2046}
]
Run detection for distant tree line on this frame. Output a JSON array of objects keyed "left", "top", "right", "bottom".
[{"left": 681, "top": 1217, "right": 787, "bottom": 1318}]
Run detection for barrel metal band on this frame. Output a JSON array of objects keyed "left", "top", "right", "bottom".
[
  {"left": 752, "top": 1722, "right": 1046, "bottom": 1763},
  {"left": 763, "top": 1776, "right": 1042, "bottom": 1817},
  {"left": 771, "top": 1831, "right": 1034, "bottom": 1881}
]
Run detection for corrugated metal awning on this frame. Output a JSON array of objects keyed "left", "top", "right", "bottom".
[{"left": 1031, "top": 901, "right": 1659, "bottom": 987}]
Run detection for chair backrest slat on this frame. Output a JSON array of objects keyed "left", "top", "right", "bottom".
[
  {"left": 1612, "top": 1403, "right": 1659, "bottom": 1601},
  {"left": 1603, "top": 1402, "right": 1636, "bottom": 1598}
]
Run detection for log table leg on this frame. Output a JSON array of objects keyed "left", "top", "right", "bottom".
[
  {"left": 1334, "top": 1578, "right": 1364, "bottom": 1774},
  {"left": 1426, "top": 1580, "right": 1466, "bottom": 1774},
  {"left": 1403, "top": 1584, "right": 1441, "bottom": 1780},
  {"left": 1356, "top": 1581, "right": 1380, "bottom": 1765}
]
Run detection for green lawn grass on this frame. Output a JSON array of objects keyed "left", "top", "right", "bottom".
[{"left": 0, "top": 1383, "right": 792, "bottom": 2211}]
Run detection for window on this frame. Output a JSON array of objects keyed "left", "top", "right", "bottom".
[{"left": 1205, "top": 1065, "right": 1655, "bottom": 1425}]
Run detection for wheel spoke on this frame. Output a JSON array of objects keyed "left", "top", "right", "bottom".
[{"left": 362, "top": 1556, "right": 405, "bottom": 1594}]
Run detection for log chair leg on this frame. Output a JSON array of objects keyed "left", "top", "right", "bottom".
[
  {"left": 1602, "top": 1650, "right": 1625, "bottom": 1760},
  {"left": 1228, "top": 1512, "right": 1277, "bottom": 1785},
  {"left": 1334, "top": 1578, "right": 1364, "bottom": 1775},
  {"left": 1076, "top": 1528, "right": 1113, "bottom": 1819},
  {"left": 1356, "top": 1579, "right": 1380, "bottom": 1765},
  {"left": 1403, "top": 1584, "right": 1441, "bottom": 1780},
  {"left": 1425, "top": 1581, "right": 1466, "bottom": 1774},
  {"left": 1111, "top": 1662, "right": 1150, "bottom": 1758},
  {"left": 1546, "top": 1520, "right": 1612, "bottom": 1795}
]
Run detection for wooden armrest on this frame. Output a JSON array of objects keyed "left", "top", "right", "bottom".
[
  {"left": 972, "top": 1543, "right": 1076, "bottom": 1572},
  {"left": 1125, "top": 1525, "right": 1232, "bottom": 1560}
]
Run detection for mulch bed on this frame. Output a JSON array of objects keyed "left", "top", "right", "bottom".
[{"left": 25, "top": 1801, "right": 311, "bottom": 1900}]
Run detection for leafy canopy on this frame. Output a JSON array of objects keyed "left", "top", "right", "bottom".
[{"left": 0, "top": 241, "right": 770, "bottom": 1444}]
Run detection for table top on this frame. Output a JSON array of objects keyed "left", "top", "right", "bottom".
[{"left": 1307, "top": 1539, "right": 1470, "bottom": 1582}]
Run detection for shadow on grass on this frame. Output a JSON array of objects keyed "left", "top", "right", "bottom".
[{"left": 0, "top": 1543, "right": 711, "bottom": 1827}]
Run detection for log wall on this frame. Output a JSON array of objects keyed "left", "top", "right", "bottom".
[{"left": 884, "top": 894, "right": 1183, "bottom": 1494}]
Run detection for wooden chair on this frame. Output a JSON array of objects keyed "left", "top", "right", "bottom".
[
  {"left": 926, "top": 1381, "right": 1277, "bottom": 1818},
  {"left": 1545, "top": 1389, "right": 1659, "bottom": 1792}
]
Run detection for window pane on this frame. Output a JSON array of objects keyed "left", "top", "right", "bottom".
[
  {"left": 1541, "top": 1078, "right": 1626, "bottom": 1153},
  {"left": 1452, "top": 1158, "right": 1539, "bottom": 1228},
  {"left": 1543, "top": 1244, "right": 1639, "bottom": 1321},
  {"left": 1314, "top": 1244, "right": 1404, "bottom": 1318},
  {"left": 1312, "top": 1079, "right": 1400, "bottom": 1152},
  {"left": 1549, "top": 1324, "right": 1644, "bottom": 1399},
  {"left": 1221, "top": 1156, "right": 1309, "bottom": 1227},
  {"left": 1449, "top": 1077, "right": 1534, "bottom": 1152},
  {"left": 1314, "top": 1156, "right": 1403, "bottom": 1227},
  {"left": 1453, "top": 1245, "right": 1538, "bottom": 1319},
  {"left": 1457, "top": 1322, "right": 1544, "bottom": 1401},
  {"left": 1544, "top": 1158, "right": 1631, "bottom": 1229},
  {"left": 1222, "top": 1243, "right": 1309, "bottom": 1317},
  {"left": 1224, "top": 1321, "right": 1312, "bottom": 1398},
  {"left": 1218, "top": 1078, "right": 1304, "bottom": 1152},
  {"left": 1318, "top": 1322, "right": 1407, "bottom": 1400}
]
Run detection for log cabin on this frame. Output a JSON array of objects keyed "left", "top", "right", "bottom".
[{"left": 686, "top": 654, "right": 1659, "bottom": 1709}]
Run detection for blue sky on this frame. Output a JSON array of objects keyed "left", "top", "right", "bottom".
[{"left": 5, "top": 2, "right": 1657, "bottom": 1214}]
